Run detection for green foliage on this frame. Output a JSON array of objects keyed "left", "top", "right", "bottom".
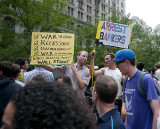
[
  {"left": 130, "top": 22, "right": 160, "bottom": 68},
  {"left": 1, "top": 0, "right": 160, "bottom": 69},
  {"left": 74, "top": 23, "right": 97, "bottom": 62},
  {"left": 0, "top": 0, "right": 71, "bottom": 62}
]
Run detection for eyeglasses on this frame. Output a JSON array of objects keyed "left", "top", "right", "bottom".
[{"left": 115, "top": 61, "right": 125, "bottom": 66}]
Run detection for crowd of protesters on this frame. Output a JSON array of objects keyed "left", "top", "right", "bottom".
[{"left": 0, "top": 49, "right": 160, "bottom": 129}]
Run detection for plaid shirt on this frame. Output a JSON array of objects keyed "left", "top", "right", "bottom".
[{"left": 24, "top": 67, "right": 54, "bottom": 84}]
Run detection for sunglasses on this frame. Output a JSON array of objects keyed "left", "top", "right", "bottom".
[{"left": 115, "top": 61, "right": 125, "bottom": 66}]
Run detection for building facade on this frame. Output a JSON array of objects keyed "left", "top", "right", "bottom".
[
  {"left": 1, "top": 0, "right": 126, "bottom": 34},
  {"left": 67, "top": 0, "right": 126, "bottom": 26}
]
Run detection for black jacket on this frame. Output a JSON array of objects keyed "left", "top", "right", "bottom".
[
  {"left": 0, "top": 75, "right": 21, "bottom": 127},
  {"left": 97, "top": 106, "right": 125, "bottom": 129}
]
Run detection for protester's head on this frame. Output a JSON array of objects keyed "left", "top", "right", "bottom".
[
  {"left": 15, "top": 57, "right": 28, "bottom": 70},
  {"left": 136, "top": 62, "right": 144, "bottom": 71},
  {"left": 115, "top": 49, "right": 136, "bottom": 75},
  {"left": 104, "top": 53, "right": 115, "bottom": 67},
  {"left": 77, "top": 50, "right": 88, "bottom": 65},
  {"left": 1, "top": 81, "right": 96, "bottom": 129},
  {"left": 31, "top": 75, "right": 46, "bottom": 82},
  {"left": 92, "top": 75, "right": 118, "bottom": 104},
  {"left": 0, "top": 61, "right": 13, "bottom": 77},
  {"left": 12, "top": 64, "right": 21, "bottom": 80},
  {"left": 146, "top": 68, "right": 156, "bottom": 76},
  {"left": 156, "top": 62, "right": 160, "bottom": 69},
  {"left": 98, "top": 63, "right": 105, "bottom": 70},
  {"left": 151, "top": 67, "right": 156, "bottom": 76},
  {"left": 146, "top": 68, "right": 152, "bottom": 75},
  {"left": 56, "top": 75, "right": 72, "bottom": 87}
]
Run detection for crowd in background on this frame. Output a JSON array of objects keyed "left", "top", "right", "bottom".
[{"left": 0, "top": 49, "right": 160, "bottom": 129}]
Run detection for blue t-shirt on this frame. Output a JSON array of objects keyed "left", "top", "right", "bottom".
[{"left": 124, "top": 70, "right": 158, "bottom": 129}]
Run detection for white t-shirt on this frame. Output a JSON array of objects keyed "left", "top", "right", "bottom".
[
  {"left": 155, "top": 69, "right": 160, "bottom": 81},
  {"left": 15, "top": 80, "right": 25, "bottom": 87},
  {"left": 104, "top": 67, "right": 122, "bottom": 99}
]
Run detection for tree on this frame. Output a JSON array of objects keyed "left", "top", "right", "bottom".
[
  {"left": 0, "top": 0, "right": 71, "bottom": 62},
  {"left": 73, "top": 12, "right": 134, "bottom": 66},
  {"left": 130, "top": 23, "right": 160, "bottom": 68},
  {"left": 1, "top": 0, "right": 160, "bottom": 68}
]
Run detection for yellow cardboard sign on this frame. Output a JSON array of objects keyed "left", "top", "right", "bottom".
[{"left": 30, "top": 32, "right": 74, "bottom": 65}]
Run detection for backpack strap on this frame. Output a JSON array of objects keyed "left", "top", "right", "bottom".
[
  {"left": 124, "top": 76, "right": 128, "bottom": 86},
  {"left": 137, "top": 72, "right": 147, "bottom": 99},
  {"left": 122, "top": 76, "right": 128, "bottom": 98}
]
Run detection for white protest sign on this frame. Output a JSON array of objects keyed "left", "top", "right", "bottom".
[{"left": 96, "top": 21, "right": 133, "bottom": 48}]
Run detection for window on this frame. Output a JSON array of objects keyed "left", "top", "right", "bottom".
[
  {"left": 108, "top": 8, "right": 110, "bottom": 14},
  {"left": 78, "top": 1, "right": 83, "bottom": 9},
  {"left": 87, "top": 15, "right": 92, "bottom": 22},
  {"left": 95, "top": 20, "right": 98, "bottom": 26},
  {"left": 121, "top": 9, "right": 124, "bottom": 15},
  {"left": 95, "top": 10, "right": 99, "bottom": 16},
  {"left": 117, "top": 6, "right": 119, "bottom": 11},
  {"left": 121, "top": 2, "right": 124, "bottom": 8},
  {"left": 87, "top": 0, "right": 92, "bottom": 3},
  {"left": 68, "top": 7, "right": 74, "bottom": 16},
  {"left": 95, "top": 0, "right": 100, "bottom": 7},
  {"left": 117, "top": 0, "right": 119, "bottom": 5},
  {"left": 112, "top": 2, "right": 116, "bottom": 9},
  {"left": 101, "top": 4, "right": 105, "bottom": 11},
  {"left": 108, "top": 0, "right": 110, "bottom": 6},
  {"left": 101, "top": 13, "right": 105, "bottom": 19},
  {"left": 78, "top": 11, "right": 83, "bottom": 20},
  {"left": 87, "top": 5, "right": 92, "bottom": 13}
]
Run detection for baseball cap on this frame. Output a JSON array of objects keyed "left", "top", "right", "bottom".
[{"left": 115, "top": 49, "right": 136, "bottom": 61}]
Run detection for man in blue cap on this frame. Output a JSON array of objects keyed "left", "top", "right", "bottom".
[{"left": 115, "top": 49, "right": 159, "bottom": 129}]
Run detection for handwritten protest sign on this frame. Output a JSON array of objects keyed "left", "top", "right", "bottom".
[
  {"left": 30, "top": 32, "right": 74, "bottom": 65},
  {"left": 96, "top": 21, "right": 132, "bottom": 48}
]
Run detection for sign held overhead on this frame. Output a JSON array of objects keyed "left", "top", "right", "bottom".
[{"left": 96, "top": 21, "right": 132, "bottom": 48}]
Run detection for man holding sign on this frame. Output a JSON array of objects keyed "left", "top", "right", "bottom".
[
  {"left": 90, "top": 50, "right": 122, "bottom": 113},
  {"left": 30, "top": 32, "right": 90, "bottom": 95},
  {"left": 42, "top": 50, "right": 91, "bottom": 95}
]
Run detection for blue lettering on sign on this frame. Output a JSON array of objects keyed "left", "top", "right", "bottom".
[
  {"left": 100, "top": 32, "right": 126, "bottom": 44},
  {"left": 114, "top": 23, "right": 127, "bottom": 33}
]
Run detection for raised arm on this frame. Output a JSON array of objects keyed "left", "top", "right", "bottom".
[
  {"left": 40, "top": 65, "right": 54, "bottom": 72},
  {"left": 89, "top": 50, "right": 105, "bottom": 77}
]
